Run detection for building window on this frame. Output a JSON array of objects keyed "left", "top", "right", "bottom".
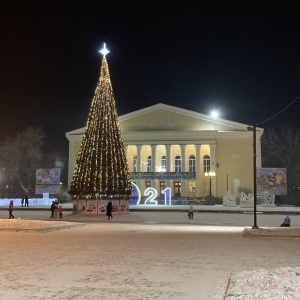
[
  {"left": 203, "top": 155, "right": 210, "bottom": 173},
  {"left": 189, "top": 155, "right": 196, "bottom": 173},
  {"left": 174, "top": 181, "right": 181, "bottom": 196},
  {"left": 147, "top": 156, "right": 151, "bottom": 172},
  {"left": 161, "top": 156, "right": 166, "bottom": 172},
  {"left": 146, "top": 181, "right": 151, "bottom": 188},
  {"left": 175, "top": 155, "right": 181, "bottom": 172},
  {"left": 160, "top": 181, "right": 166, "bottom": 195},
  {"left": 189, "top": 181, "right": 196, "bottom": 193},
  {"left": 133, "top": 155, "right": 137, "bottom": 172}
]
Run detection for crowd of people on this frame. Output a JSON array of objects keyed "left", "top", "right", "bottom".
[
  {"left": 50, "top": 199, "right": 63, "bottom": 219},
  {"left": 6, "top": 197, "right": 63, "bottom": 220}
]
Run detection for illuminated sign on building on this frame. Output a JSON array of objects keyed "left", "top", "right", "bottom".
[{"left": 131, "top": 183, "right": 172, "bottom": 205}]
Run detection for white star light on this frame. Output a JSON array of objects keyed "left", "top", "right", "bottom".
[{"left": 99, "top": 43, "right": 110, "bottom": 56}]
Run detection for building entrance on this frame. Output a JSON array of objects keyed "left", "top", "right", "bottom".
[
  {"left": 174, "top": 181, "right": 181, "bottom": 197},
  {"left": 160, "top": 181, "right": 166, "bottom": 196}
]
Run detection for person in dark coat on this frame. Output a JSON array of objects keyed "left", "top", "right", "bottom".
[
  {"left": 280, "top": 215, "right": 291, "bottom": 227},
  {"left": 8, "top": 200, "right": 14, "bottom": 219},
  {"left": 53, "top": 200, "right": 59, "bottom": 218},
  {"left": 106, "top": 201, "right": 113, "bottom": 220},
  {"left": 21, "top": 196, "right": 24, "bottom": 207},
  {"left": 50, "top": 201, "right": 55, "bottom": 218},
  {"left": 24, "top": 194, "right": 29, "bottom": 207}
]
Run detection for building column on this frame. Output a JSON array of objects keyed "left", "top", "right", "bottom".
[
  {"left": 209, "top": 143, "right": 217, "bottom": 197},
  {"left": 166, "top": 145, "right": 171, "bottom": 172},
  {"left": 136, "top": 145, "right": 142, "bottom": 191},
  {"left": 180, "top": 144, "right": 187, "bottom": 197},
  {"left": 195, "top": 144, "right": 201, "bottom": 197},
  {"left": 165, "top": 145, "right": 172, "bottom": 192},
  {"left": 136, "top": 145, "right": 142, "bottom": 172},
  {"left": 180, "top": 144, "right": 186, "bottom": 172},
  {"left": 151, "top": 144, "right": 157, "bottom": 188},
  {"left": 68, "top": 140, "right": 76, "bottom": 189}
]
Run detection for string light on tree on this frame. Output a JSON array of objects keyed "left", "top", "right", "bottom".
[{"left": 69, "top": 43, "right": 131, "bottom": 200}]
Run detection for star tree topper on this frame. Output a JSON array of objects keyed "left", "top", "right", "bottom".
[{"left": 99, "top": 43, "right": 110, "bottom": 56}]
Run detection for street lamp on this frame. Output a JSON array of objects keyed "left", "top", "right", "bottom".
[
  {"left": 204, "top": 171, "right": 216, "bottom": 196},
  {"left": 247, "top": 124, "right": 258, "bottom": 229}
]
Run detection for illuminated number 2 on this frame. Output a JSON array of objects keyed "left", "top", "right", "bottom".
[{"left": 144, "top": 188, "right": 158, "bottom": 205}]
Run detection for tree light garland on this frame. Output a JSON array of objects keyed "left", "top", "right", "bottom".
[{"left": 69, "top": 44, "right": 131, "bottom": 199}]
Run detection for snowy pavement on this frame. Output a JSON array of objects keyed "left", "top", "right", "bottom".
[
  {"left": 0, "top": 216, "right": 300, "bottom": 299},
  {"left": 225, "top": 267, "right": 300, "bottom": 300}
]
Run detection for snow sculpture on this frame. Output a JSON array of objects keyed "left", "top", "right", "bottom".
[
  {"left": 260, "top": 191, "right": 275, "bottom": 206},
  {"left": 223, "top": 191, "right": 237, "bottom": 206},
  {"left": 240, "top": 192, "right": 254, "bottom": 207}
]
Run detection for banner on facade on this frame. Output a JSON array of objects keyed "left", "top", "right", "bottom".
[
  {"left": 257, "top": 168, "right": 287, "bottom": 195},
  {"left": 130, "top": 172, "right": 196, "bottom": 180},
  {"left": 72, "top": 199, "right": 130, "bottom": 214},
  {"left": 35, "top": 168, "right": 61, "bottom": 194}
]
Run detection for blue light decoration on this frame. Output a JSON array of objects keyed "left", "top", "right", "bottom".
[
  {"left": 131, "top": 182, "right": 141, "bottom": 205},
  {"left": 162, "top": 187, "right": 172, "bottom": 205},
  {"left": 131, "top": 184, "right": 172, "bottom": 206}
]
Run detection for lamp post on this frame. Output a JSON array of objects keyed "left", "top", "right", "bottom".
[
  {"left": 204, "top": 171, "right": 216, "bottom": 196},
  {"left": 247, "top": 124, "right": 258, "bottom": 229}
]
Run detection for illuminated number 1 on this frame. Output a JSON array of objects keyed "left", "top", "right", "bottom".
[{"left": 162, "top": 188, "right": 172, "bottom": 205}]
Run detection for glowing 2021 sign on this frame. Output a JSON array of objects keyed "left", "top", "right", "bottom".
[{"left": 131, "top": 182, "right": 172, "bottom": 205}]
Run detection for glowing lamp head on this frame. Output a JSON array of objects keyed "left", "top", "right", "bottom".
[{"left": 210, "top": 110, "right": 219, "bottom": 118}]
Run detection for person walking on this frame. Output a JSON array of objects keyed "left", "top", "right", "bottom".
[
  {"left": 53, "top": 199, "right": 59, "bottom": 218},
  {"left": 58, "top": 204, "right": 63, "bottom": 220},
  {"left": 21, "top": 196, "right": 24, "bottom": 207},
  {"left": 188, "top": 203, "right": 194, "bottom": 219},
  {"left": 106, "top": 201, "right": 113, "bottom": 220},
  {"left": 24, "top": 194, "right": 29, "bottom": 207},
  {"left": 8, "top": 200, "right": 15, "bottom": 219},
  {"left": 50, "top": 201, "right": 55, "bottom": 218}
]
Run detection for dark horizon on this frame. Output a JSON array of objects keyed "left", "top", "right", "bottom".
[{"left": 1, "top": 1, "right": 299, "bottom": 157}]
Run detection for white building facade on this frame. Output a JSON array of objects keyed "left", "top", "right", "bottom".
[{"left": 66, "top": 103, "right": 263, "bottom": 200}]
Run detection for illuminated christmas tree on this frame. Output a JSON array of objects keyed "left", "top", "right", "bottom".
[{"left": 69, "top": 44, "right": 131, "bottom": 199}]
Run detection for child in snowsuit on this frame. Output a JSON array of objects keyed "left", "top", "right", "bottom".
[
  {"left": 8, "top": 200, "right": 14, "bottom": 219},
  {"left": 280, "top": 215, "right": 290, "bottom": 227},
  {"left": 58, "top": 204, "right": 63, "bottom": 220},
  {"left": 188, "top": 203, "right": 194, "bottom": 219}
]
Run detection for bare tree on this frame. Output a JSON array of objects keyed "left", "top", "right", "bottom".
[
  {"left": 262, "top": 125, "right": 300, "bottom": 204},
  {"left": 0, "top": 127, "right": 45, "bottom": 195}
]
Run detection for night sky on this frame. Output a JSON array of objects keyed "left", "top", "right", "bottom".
[{"left": 1, "top": 1, "right": 299, "bottom": 157}]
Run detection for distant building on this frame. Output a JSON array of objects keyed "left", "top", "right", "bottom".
[{"left": 66, "top": 103, "right": 263, "bottom": 198}]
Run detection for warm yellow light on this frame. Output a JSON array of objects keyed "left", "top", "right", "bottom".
[{"left": 205, "top": 171, "right": 216, "bottom": 178}]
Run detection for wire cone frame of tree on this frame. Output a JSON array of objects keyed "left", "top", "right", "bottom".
[{"left": 69, "top": 54, "right": 131, "bottom": 199}]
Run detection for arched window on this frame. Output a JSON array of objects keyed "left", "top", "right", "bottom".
[
  {"left": 175, "top": 155, "right": 181, "bottom": 172},
  {"left": 189, "top": 155, "right": 196, "bottom": 173},
  {"left": 133, "top": 155, "right": 137, "bottom": 172},
  {"left": 147, "top": 156, "right": 152, "bottom": 172},
  {"left": 160, "top": 156, "right": 166, "bottom": 172},
  {"left": 203, "top": 155, "right": 210, "bottom": 173}
]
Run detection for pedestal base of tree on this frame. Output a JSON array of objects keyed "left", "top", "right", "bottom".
[{"left": 73, "top": 199, "right": 130, "bottom": 215}]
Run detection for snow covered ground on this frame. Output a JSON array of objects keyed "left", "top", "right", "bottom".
[{"left": 0, "top": 217, "right": 299, "bottom": 299}]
